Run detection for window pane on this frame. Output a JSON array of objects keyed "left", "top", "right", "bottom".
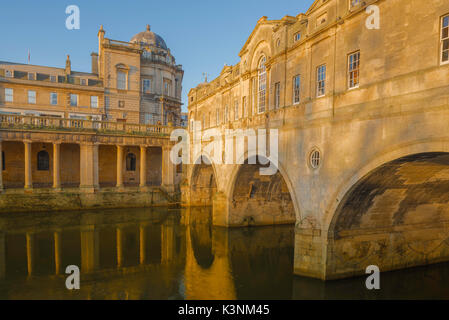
[
  {"left": 117, "top": 71, "right": 126, "bottom": 90},
  {"left": 50, "top": 93, "right": 57, "bottom": 105},
  {"left": 70, "top": 94, "right": 78, "bottom": 106},
  {"left": 5, "top": 88, "right": 13, "bottom": 102},
  {"left": 28, "top": 91, "right": 36, "bottom": 104},
  {"left": 91, "top": 96, "right": 98, "bottom": 108},
  {"left": 444, "top": 16, "right": 449, "bottom": 28}
]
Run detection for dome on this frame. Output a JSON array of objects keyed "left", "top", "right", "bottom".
[{"left": 130, "top": 25, "right": 168, "bottom": 50}]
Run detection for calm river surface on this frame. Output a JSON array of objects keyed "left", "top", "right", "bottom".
[{"left": 0, "top": 206, "right": 448, "bottom": 300}]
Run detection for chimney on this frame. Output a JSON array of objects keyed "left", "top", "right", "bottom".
[
  {"left": 65, "top": 54, "right": 71, "bottom": 75},
  {"left": 91, "top": 52, "right": 98, "bottom": 74},
  {"left": 98, "top": 25, "right": 105, "bottom": 57}
]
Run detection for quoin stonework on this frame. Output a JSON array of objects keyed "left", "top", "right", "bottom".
[
  {"left": 0, "top": 25, "right": 183, "bottom": 211},
  {"left": 183, "top": 0, "right": 449, "bottom": 280}
]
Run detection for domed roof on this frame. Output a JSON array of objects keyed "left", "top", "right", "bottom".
[{"left": 130, "top": 25, "right": 168, "bottom": 50}]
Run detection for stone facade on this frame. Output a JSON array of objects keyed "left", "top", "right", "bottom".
[
  {"left": 184, "top": 0, "right": 449, "bottom": 279},
  {"left": 0, "top": 25, "right": 183, "bottom": 126}
]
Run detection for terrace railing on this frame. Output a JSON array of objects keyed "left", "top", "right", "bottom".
[{"left": 0, "top": 114, "right": 174, "bottom": 137}]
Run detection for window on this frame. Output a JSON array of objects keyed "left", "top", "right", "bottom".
[
  {"left": 294, "top": 32, "right": 301, "bottom": 42},
  {"left": 142, "top": 79, "right": 151, "bottom": 93},
  {"left": 164, "top": 79, "right": 172, "bottom": 96},
  {"left": 317, "top": 65, "right": 326, "bottom": 97},
  {"left": 348, "top": 51, "right": 360, "bottom": 89},
  {"left": 91, "top": 96, "right": 98, "bottom": 108},
  {"left": 50, "top": 92, "right": 58, "bottom": 105},
  {"left": 28, "top": 90, "right": 36, "bottom": 104},
  {"left": 442, "top": 15, "right": 449, "bottom": 64},
  {"left": 126, "top": 153, "right": 136, "bottom": 171},
  {"left": 118, "top": 100, "right": 125, "bottom": 108},
  {"left": 242, "top": 96, "right": 247, "bottom": 117},
  {"left": 5, "top": 70, "right": 12, "bottom": 78},
  {"left": 5, "top": 88, "right": 13, "bottom": 102},
  {"left": 117, "top": 71, "right": 127, "bottom": 90},
  {"left": 28, "top": 73, "right": 35, "bottom": 81},
  {"left": 274, "top": 82, "right": 280, "bottom": 109},
  {"left": 316, "top": 12, "right": 328, "bottom": 27},
  {"left": 258, "top": 57, "right": 266, "bottom": 113},
  {"left": 234, "top": 100, "right": 239, "bottom": 120},
  {"left": 309, "top": 149, "right": 321, "bottom": 169},
  {"left": 70, "top": 94, "right": 78, "bottom": 107},
  {"left": 216, "top": 108, "right": 220, "bottom": 125},
  {"left": 37, "top": 150, "right": 50, "bottom": 171},
  {"left": 350, "top": 0, "right": 361, "bottom": 7},
  {"left": 50, "top": 75, "right": 56, "bottom": 82},
  {"left": 293, "top": 75, "right": 301, "bottom": 104}
]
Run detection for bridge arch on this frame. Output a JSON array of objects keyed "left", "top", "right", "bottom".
[
  {"left": 189, "top": 154, "right": 218, "bottom": 206},
  {"left": 324, "top": 141, "right": 449, "bottom": 278},
  {"left": 223, "top": 154, "right": 297, "bottom": 227}
]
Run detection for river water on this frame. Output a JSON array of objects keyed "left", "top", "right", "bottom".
[{"left": 0, "top": 206, "right": 448, "bottom": 300}]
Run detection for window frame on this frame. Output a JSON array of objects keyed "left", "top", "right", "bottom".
[
  {"left": 70, "top": 94, "right": 78, "bottom": 107},
  {"left": 294, "top": 32, "right": 301, "bottom": 42},
  {"left": 348, "top": 51, "right": 361, "bottom": 89},
  {"left": 258, "top": 56, "right": 267, "bottom": 114},
  {"left": 28, "top": 90, "right": 36, "bottom": 104},
  {"left": 293, "top": 75, "right": 301, "bottom": 105},
  {"left": 50, "top": 92, "right": 58, "bottom": 105},
  {"left": 5, "top": 88, "right": 13, "bottom": 103},
  {"left": 126, "top": 153, "right": 137, "bottom": 172},
  {"left": 316, "top": 65, "right": 326, "bottom": 98},
  {"left": 441, "top": 14, "right": 449, "bottom": 65},
  {"left": 116, "top": 70, "right": 128, "bottom": 90},
  {"left": 142, "top": 78, "right": 151, "bottom": 93},
  {"left": 37, "top": 150, "right": 50, "bottom": 171},
  {"left": 90, "top": 96, "right": 98, "bottom": 108},
  {"left": 274, "top": 82, "right": 280, "bottom": 109}
]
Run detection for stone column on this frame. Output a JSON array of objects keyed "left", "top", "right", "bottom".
[
  {"left": 26, "top": 233, "right": 34, "bottom": 276},
  {"left": 162, "top": 145, "right": 175, "bottom": 192},
  {"left": 116, "top": 227, "right": 123, "bottom": 268},
  {"left": 116, "top": 145, "right": 124, "bottom": 188},
  {"left": 0, "top": 140, "right": 3, "bottom": 191},
  {"left": 80, "top": 143, "right": 99, "bottom": 192},
  {"left": 139, "top": 225, "right": 146, "bottom": 265},
  {"left": 139, "top": 146, "right": 147, "bottom": 188},
  {"left": 24, "top": 141, "right": 32, "bottom": 189},
  {"left": 54, "top": 231, "right": 62, "bottom": 275},
  {"left": 53, "top": 143, "right": 61, "bottom": 189}
]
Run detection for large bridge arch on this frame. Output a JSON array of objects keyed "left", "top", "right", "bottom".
[
  {"left": 323, "top": 140, "right": 449, "bottom": 232},
  {"left": 321, "top": 141, "right": 449, "bottom": 279}
]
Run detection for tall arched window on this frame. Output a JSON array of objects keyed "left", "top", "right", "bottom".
[
  {"left": 258, "top": 56, "right": 266, "bottom": 113},
  {"left": 126, "top": 153, "right": 136, "bottom": 171},
  {"left": 37, "top": 150, "right": 50, "bottom": 171}
]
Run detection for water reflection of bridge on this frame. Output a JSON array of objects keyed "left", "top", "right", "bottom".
[{"left": 0, "top": 207, "right": 294, "bottom": 300}]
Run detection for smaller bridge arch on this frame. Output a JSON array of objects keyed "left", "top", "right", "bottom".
[{"left": 218, "top": 155, "right": 297, "bottom": 227}]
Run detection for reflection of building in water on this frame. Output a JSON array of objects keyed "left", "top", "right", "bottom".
[
  {"left": 0, "top": 207, "right": 294, "bottom": 299},
  {"left": 0, "top": 208, "right": 185, "bottom": 300}
]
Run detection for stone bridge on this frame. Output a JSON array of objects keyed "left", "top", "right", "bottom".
[{"left": 182, "top": 64, "right": 449, "bottom": 280}]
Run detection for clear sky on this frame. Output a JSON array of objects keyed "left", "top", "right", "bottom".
[{"left": 0, "top": 0, "right": 313, "bottom": 111}]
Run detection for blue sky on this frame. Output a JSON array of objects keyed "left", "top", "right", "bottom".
[{"left": 0, "top": 0, "right": 313, "bottom": 111}]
